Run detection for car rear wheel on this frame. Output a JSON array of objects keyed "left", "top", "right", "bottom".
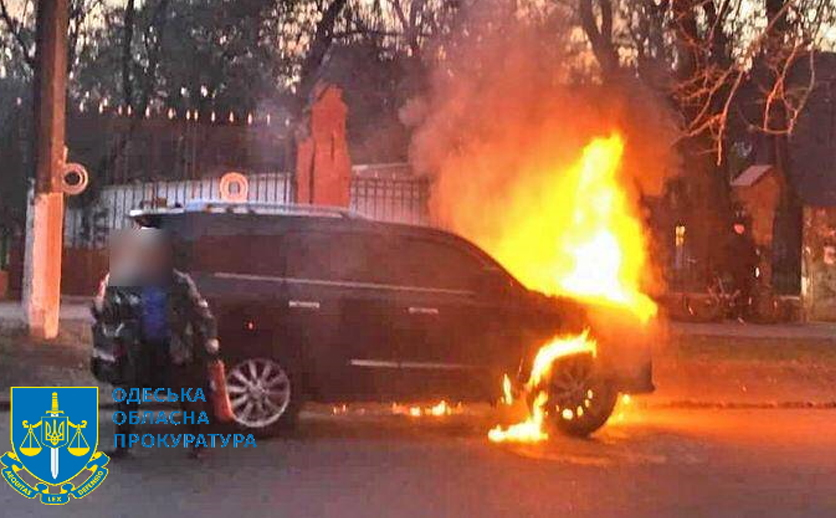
[
  {"left": 540, "top": 353, "right": 618, "bottom": 437},
  {"left": 226, "top": 357, "right": 300, "bottom": 436}
]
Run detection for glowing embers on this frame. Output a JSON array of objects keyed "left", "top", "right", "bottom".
[{"left": 391, "top": 400, "right": 462, "bottom": 417}]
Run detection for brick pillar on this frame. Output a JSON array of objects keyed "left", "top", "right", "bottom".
[{"left": 295, "top": 84, "right": 351, "bottom": 206}]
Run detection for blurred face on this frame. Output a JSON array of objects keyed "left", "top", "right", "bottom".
[
  {"left": 108, "top": 230, "right": 142, "bottom": 286},
  {"left": 136, "top": 230, "right": 173, "bottom": 282},
  {"left": 108, "top": 228, "right": 172, "bottom": 285},
  {"left": 733, "top": 223, "right": 745, "bottom": 235}
]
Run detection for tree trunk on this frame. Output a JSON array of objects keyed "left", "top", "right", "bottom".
[
  {"left": 296, "top": 0, "right": 348, "bottom": 109},
  {"left": 121, "top": 0, "right": 136, "bottom": 108},
  {"left": 578, "top": 0, "right": 619, "bottom": 82}
]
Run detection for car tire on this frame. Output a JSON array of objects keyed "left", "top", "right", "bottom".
[
  {"left": 225, "top": 356, "right": 302, "bottom": 437},
  {"left": 539, "top": 353, "right": 618, "bottom": 437}
]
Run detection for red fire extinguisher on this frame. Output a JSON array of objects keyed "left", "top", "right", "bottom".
[{"left": 208, "top": 359, "right": 235, "bottom": 422}]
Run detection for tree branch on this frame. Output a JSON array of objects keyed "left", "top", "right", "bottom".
[
  {"left": 0, "top": 0, "right": 34, "bottom": 68},
  {"left": 578, "top": 0, "right": 619, "bottom": 80}
]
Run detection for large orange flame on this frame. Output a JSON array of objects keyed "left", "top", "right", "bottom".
[
  {"left": 486, "top": 134, "right": 656, "bottom": 321},
  {"left": 479, "top": 135, "right": 656, "bottom": 443}
]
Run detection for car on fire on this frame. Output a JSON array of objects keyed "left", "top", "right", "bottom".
[{"left": 130, "top": 200, "right": 654, "bottom": 437}]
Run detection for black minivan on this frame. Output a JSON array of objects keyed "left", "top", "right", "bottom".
[{"left": 131, "top": 200, "right": 653, "bottom": 437}]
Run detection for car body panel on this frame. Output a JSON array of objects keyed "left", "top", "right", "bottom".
[{"left": 132, "top": 207, "right": 653, "bottom": 403}]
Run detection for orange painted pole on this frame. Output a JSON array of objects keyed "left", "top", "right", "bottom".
[{"left": 24, "top": 0, "right": 68, "bottom": 339}]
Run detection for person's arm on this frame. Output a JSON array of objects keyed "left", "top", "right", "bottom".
[{"left": 177, "top": 271, "right": 219, "bottom": 356}]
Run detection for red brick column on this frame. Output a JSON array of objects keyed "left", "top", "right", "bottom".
[{"left": 295, "top": 84, "right": 352, "bottom": 207}]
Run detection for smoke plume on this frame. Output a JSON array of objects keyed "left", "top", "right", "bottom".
[{"left": 402, "top": 4, "right": 679, "bottom": 298}]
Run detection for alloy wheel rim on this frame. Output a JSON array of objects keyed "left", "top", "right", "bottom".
[
  {"left": 226, "top": 358, "right": 291, "bottom": 428},
  {"left": 547, "top": 355, "right": 597, "bottom": 420}
]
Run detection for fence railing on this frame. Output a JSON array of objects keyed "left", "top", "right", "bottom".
[
  {"left": 64, "top": 168, "right": 431, "bottom": 248},
  {"left": 350, "top": 174, "right": 430, "bottom": 226}
]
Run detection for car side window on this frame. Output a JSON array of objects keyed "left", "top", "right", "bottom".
[
  {"left": 284, "top": 231, "right": 389, "bottom": 283},
  {"left": 284, "top": 232, "right": 336, "bottom": 280},
  {"left": 190, "top": 234, "right": 285, "bottom": 276},
  {"left": 281, "top": 232, "right": 482, "bottom": 291},
  {"left": 386, "top": 237, "right": 484, "bottom": 291}
]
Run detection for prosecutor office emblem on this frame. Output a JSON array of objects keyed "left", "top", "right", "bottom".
[{"left": 1, "top": 387, "right": 110, "bottom": 505}]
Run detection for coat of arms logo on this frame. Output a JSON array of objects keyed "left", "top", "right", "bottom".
[{"left": 1, "top": 387, "right": 110, "bottom": 505}]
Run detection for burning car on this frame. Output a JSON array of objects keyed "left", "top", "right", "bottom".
[{"left": 130, "top": 194, "right": 654, "bottom": 439}]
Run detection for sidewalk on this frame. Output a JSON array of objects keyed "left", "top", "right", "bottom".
[
  {"left": 0, "top": 298, "right": 93, "bottom": 324},
  {"left": 669, "top": 320, "right": 836, "bottom": 341}
]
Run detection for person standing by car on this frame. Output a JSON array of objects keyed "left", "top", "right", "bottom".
[{"left": 92, "top": 228, "right": 220, "bottom": 459}]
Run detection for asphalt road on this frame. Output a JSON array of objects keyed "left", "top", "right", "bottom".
[{"left": 0, "top": 404, "right": 834, "bottom": 518}]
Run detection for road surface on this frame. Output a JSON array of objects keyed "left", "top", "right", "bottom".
[{"left": 0, "top": 404, "right": 834, "bottom": 518}]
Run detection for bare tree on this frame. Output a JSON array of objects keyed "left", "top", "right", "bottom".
[
  {"left": 295, "top": 0, "right": 349, "bottom": 106},
  {"left": 578, "top": 0, "right": 619, "bottom": 81},
  {"left": 0, "top": 0, "right": 101, "bottom": 74},
  {"left": 572, "top": 0, "right": 835, "bottom": 163},
  {"left": 1, "top": 0, "right": 36, "bottom": 69}
]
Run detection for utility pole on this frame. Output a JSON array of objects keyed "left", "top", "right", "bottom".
[{"left": 23, "top": 0, "right": 69, "bottom": 339}]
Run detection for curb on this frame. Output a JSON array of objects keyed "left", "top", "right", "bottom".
[{"left": 637, "top": 400, "right": 836, "bottom": 410}]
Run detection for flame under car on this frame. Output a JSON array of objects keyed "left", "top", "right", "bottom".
[{"left": 131, "top": 200, "right": 653, "bottom": 437}]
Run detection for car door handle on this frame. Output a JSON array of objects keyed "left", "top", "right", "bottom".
[
  {"left": 408, "top": 306, "right": 439, "bottom": 315},
  {"left": 289, "top": 300, "right": 321, "bottom": 310}
]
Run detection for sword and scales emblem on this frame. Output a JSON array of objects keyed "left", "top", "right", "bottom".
[{"left": 18, "top": 392, "right": 90, "bottom": 479}]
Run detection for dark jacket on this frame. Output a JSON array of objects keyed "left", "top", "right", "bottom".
[
  {"left": 725, "top": 233, "right": 759, "bottom": 279},
  {"left": 93, "top": 269, "right": 218, "bottom": 366}
]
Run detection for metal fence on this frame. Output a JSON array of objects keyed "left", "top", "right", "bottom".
[
  {"left": 350, "top": 174, "right": 430, "bottom": 225},
  {"left": 64, "top": 167, "right": 431, "bottom": 248}
]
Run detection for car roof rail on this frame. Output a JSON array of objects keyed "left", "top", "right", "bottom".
[{"left": 129, "top": 200, "right": 365, "bottom": 219}]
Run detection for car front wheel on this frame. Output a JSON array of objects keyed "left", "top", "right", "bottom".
[
  {"left": 539, "top": 353, "right": 618, "bottom": 437},
  {"left": 226, "top": 357, "right": 300, "bottom": 436}
]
